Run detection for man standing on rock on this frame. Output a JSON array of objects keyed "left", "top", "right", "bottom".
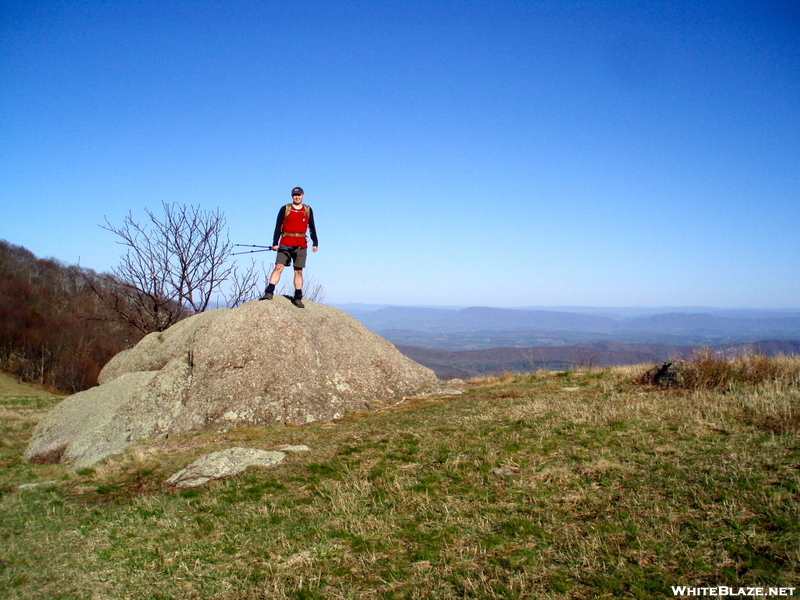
[{"left": 259, "top": 187, "right": 318, "bottom": 308}]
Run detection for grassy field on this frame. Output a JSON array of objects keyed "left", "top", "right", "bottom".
[{"left": 1, "top": 355, "right": 798, "bottom": 599}]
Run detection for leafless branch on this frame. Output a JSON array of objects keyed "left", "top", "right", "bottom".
[
  {"left": 223, "top": 258, "right": 266, "bottom": 307},
  {"left": 95, "top": 201, "right": 237, "bottom": 332}
]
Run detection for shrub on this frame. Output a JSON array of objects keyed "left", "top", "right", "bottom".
[{"left": 638, "top": 349, "right": 800, "bottom": 392}]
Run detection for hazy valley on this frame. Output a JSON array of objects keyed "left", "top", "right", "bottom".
[{"left": 337, "top": 304, "right": 800, "bottom": 377}]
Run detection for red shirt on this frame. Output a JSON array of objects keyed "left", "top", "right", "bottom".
[{"left": 280, "top": 205, "right": 311, "bottom": 248}]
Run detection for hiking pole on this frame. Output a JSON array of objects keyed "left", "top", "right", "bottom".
[
  {"left": 232, "top": 248, "right": 273, "bottom": 255},
  {"left": 232, "top": 244, "right": 298, "bottom": 256},
  {"left": 233, "top": 244, "right": 273, "bottom": 255}
]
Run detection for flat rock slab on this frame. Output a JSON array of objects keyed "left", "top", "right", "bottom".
[
  {"left": 166, "top": 447, "right": 286, "bottom": 488},
  {"left": 277, "top": 444, "right": 310, "bottom": 452}
]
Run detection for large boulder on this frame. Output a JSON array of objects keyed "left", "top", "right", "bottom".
[{"left": 24, "top": 298, "right": 439, "bottom": 469}]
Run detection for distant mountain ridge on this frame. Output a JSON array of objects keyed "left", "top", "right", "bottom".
[
  {"left": 343, "top": 306, "right": 617, "bottom": 333},
  {"left": 396, "top": 340, "right": 800, "bottom": 379},
  {"left": 338, "top": 305, "right": 800, "bottom": 350}
]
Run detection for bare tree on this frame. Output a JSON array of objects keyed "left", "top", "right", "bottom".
[
  {"left": 225, "top": 261, "right": 327, "bottom": 306},
  {"left": 81, "top": 269, "right": 187, "bottom": 334},
  {"left": 222, "top": 258, "right": 266, "bottom": 308},
  {"left": 274, "top": 271, "right": 326, "bottom": 303},
  {"left": 90, "top": 202, "right": 238, "bottom": 333}
]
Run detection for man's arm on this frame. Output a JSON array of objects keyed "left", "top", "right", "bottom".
[
  {"left": 308, "top": 207, "right": 319, "bottom": 248},
  {"left": 272, "top": 206, "right": 286, "bottom": 247}
]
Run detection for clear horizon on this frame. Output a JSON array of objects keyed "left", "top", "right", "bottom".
[
  {"left": 2, "top": 1, "right": 798, "bottom": 309},
  {"left": 333, "top": 303, "right": 800, "bottom": 313}
]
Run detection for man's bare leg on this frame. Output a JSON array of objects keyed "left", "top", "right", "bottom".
[
  {"left": 259, "top": 264, "right": 285, "bottom": 300},
  {"left": 270, "top": 264, "right": 285, "bottom": 286},
  {"left": 292, "top": 269, "right": 305, "bottom": 307}
]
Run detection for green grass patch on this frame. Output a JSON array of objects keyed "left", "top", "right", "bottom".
[{"left": 1, "top": 362, "right": 798, "bottom": 598}]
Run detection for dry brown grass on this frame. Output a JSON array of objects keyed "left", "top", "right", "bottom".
[
  {"left": 678, "top": 348, "right": 800, "bottom": 390},
  {"left": 0, "top": 373, "right": 61, "bottom": 398}
]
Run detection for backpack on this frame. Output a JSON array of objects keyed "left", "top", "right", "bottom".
[{"left": 281, "top": 204, "right": 311, "bottom": 239}]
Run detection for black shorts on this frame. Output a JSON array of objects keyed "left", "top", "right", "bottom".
[{"left": 276, "top": 246, "right": 307, "bottom": 269}]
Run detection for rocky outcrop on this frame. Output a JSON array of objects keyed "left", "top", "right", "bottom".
[{"left": 24, "top": 297, "right": 439, "bottom": 469}]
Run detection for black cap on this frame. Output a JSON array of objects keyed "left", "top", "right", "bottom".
[{"left": 291, "top": 187, "right": 304, "bottom": 196}]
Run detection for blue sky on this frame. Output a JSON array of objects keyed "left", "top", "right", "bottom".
[{"left": 2, "top": 1, "right": 798, "bottom": 308}]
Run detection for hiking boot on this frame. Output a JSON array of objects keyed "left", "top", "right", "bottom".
[
  {"left": 292, "top": 298, "right": 305, "bottom": 308},
  {"left": 259, "top": 292, "right": 273, "bottom": 301}
]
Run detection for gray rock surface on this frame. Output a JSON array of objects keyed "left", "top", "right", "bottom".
[
  {"left": 277, "top": 444, "right": 311, "bottom": 452},
  {"left": 24, "top": 297, "right": 438, "bottom": 468},
  {"left": 165, "top": 447, "right": 286, "bottom": 488}
]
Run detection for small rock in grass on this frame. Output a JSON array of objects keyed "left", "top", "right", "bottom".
[
  {"left": 491, "top": 466, "right": 519, "bottom": 477},
  {"left": 166, "top": 447, "right": 285, "bottom": 488},
  {"left": 277, "top": 444, "right": 310, "bottom": 452},
  {"left": 17, "top": 481, "right": 58, "bottom": 490}
]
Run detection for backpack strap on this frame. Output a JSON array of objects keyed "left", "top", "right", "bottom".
[
  {"left": 283, "top": 204, "right": 310, "bottom": 218},
  {"left": 280, "top": 204, "right": 311, "bottom": 238}
]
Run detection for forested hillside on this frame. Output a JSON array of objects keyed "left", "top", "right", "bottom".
[{"left": 0, "top": 240, "right": 143, "bottom": 392}]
